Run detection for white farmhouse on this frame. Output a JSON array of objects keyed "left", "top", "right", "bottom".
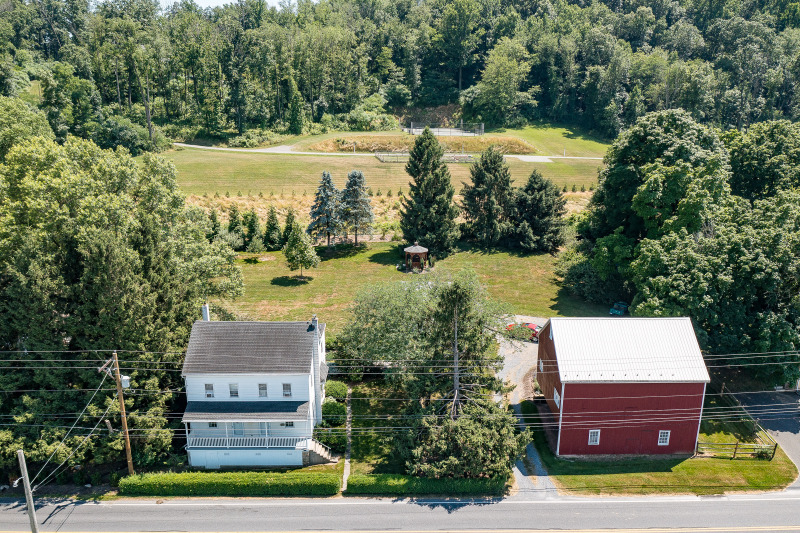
[{"left": 181, "top": 309, "right": 333, "bottom": 468}]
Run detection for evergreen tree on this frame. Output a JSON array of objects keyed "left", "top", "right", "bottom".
[
  {"left": 513, "top": 170, "right": 567, "bottom": 253},
  {"left": 461, "top": 146, "right": 514, "bottom": 247},
  {"left": 207, "top": 209, "right": 221, "bottom": 242},
  {"left": 228, "top": 203, "right": 243, "bottom": 245},
  {"left": 400, "top": 128, "right": 460, "bottom": 257},
  {"left": 308, "top": 171, "right": 342, "bottom": 246},
  {"left": 341, "top": 170, "right": 374, "bottom": 245},
  {"left": 287, "top": 75, "right": 304, "bottom": 135},
  {"left": 263, "top": 205, "right": 282, "bottom": 250},
  {"left": 242, "top": 209, "right": 261, "bottom": 251},
  {"left": 283, "top": 223, "right": 320, "bottom": 279},
  {"left": 282, "top": 208, "right": 297, "bottom": 244}
]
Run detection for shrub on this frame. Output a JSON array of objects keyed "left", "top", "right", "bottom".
[
  {"left": 346, "top": 474, "right": 507, "bottom": 496},
  {"left": 325, "top": 380, "right": 348, "bottom": 402},
  {"left": 118, "top": 471, "right": 341, "bottom": 496},
  {"left": 322, "top": 399, "right": 347, "bottom": 426},
  {"left": 313, "top": 426, "right": 346, "bottom": 453}
]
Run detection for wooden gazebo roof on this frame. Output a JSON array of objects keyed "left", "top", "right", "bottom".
[{"left": 404, "top": 242, "right": 428, "bottom": 254}]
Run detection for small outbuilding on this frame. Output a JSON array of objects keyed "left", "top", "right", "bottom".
[
  {"left": 404, "top": 242, "right": 429, "bottom": 270},
  {"left": 537, "top": 317, "right": 710, "bottom": 456}
]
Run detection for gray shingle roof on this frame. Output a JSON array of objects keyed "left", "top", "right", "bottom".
[
  {"left": 182, "top": 321, "right": 323, "bottom": 375},
  {"left": 404, "top": 244, "right": 428, "bottom": 253},
  {"left": 182, "top": 401, "right": 309, "bottom": 421}
]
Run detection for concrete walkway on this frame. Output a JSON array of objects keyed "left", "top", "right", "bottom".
[
  {"left": 173, "top": 142, "right": 603, "bottom": 162},
  {"left": 341, "top": 386, "right": 353, "bottom": 491}
]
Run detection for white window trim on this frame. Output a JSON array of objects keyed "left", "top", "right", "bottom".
[
  {"left": 283, "top": 383, "right": 292, "bottom": 397},
  {"left": 539, "top": 359, "right": 544, "bottom": 372},
  {"left": 553, "top": 387, "right": 561, "bottom": 409},
  {"left": 285, "top": 421, "right": 294, "bottom": 427},
  {"left": 588, "top": 429, "right": 601, "bottom": 446},
  {"left": 208, "top": 422, "right": 217, "bottom": 428},
  {"left": 229, "top": 383, "right": 239, "bottom": 398},
  {"left": 658, "top": 430, "right": 671, "bottom": 446},
  {"left": 258, "top": 383, "right": 268, "bottom": 397},
  {"left": 205, "top": 384, "right": 214, "bottom": 398}
]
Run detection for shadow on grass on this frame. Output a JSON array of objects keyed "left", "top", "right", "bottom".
[
  {"left": 317, "top": 243, "right": 369, "bottom": 262},
  {"left": 548, "top": 287, "right": 609, "bottom": 317},
  {"left": 271, "top": 275, "right": 313, "bottom": 286},
  {"left": 242, "top": 257, "right": 260, "bottom": 264},
  {"left": 368, "top": 249, "right": 401, "bottom": 266}
]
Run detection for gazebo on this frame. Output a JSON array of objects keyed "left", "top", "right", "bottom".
[{"left": 404, "top": 242, "right": 429, "bottom": 270}]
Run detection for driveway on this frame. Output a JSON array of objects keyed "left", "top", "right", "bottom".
[
  {"left": 497, "top": 315, "right": 555, "bottom": 499},
  {"left": 734, "top": 391, "right": 800, "bottom": 487}
]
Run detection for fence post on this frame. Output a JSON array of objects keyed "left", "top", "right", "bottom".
[
  {"left": 772, "top": 443, "right": 778, "bottom": 460},
  {"left": 733, "top": 441, "right": 738, "bottom": 459},
  {"left": 410, "top": 121, "right": 414, "bottom": 135}
]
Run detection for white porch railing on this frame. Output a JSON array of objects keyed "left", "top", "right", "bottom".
[{"left": 187, "top": 436, "right": 307, "bottom": 449}]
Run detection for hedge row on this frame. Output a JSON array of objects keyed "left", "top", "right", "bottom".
[
  {"left": 118, "top": 471, "right": 341, "bottom": 496},
  {"left": 346, "top": 474, "right": 507, "bottom": 496}
]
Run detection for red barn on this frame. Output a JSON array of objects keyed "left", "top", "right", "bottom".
[{"left": 537, "top": 317, "right": 710, "bottom": 456}]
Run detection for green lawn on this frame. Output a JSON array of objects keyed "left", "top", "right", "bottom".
[
  {"left": 214, "top": 242, "right": 606, "bottom": 333},
  {"left": 520, "top": 401, "right": 798, "bottom": 495},
  {"left": 166, "top": 147, "right": 600, "bottom": 196},
  {"left": 491, "top": 122, "right": 611, "bottom": 158},
  {"left": 349, "top": 381, "right": 407, "bottom": 475}
]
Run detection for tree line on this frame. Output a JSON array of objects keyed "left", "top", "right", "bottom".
[
  {"left": 3, "top": 0, "right": 800, "bottom": 151},
  {"left": 561, "top": 110, "right": 800, "bottom": 385}
]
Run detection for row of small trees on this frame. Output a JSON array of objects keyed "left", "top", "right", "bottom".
[
  {"left": 400, "top": 128, "right": 567, "bottom": 258},
  {"left": 307, "top": 170, "right": 375, "bottom": 246}
]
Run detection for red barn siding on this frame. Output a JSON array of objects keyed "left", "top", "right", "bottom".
[
  {"left": 536, "top": 322, "right": 563, "bottom": 416},
  {"left": 558, "top": 382, "right": 705, "bottom": 456}
]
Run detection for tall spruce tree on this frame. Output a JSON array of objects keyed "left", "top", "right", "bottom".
[
  {"left": 341, "top": 170, "right": 374, "bottom": 245},
  {"left": 242, "top": 209, "right": 261, "bottom": 250},
  {"left": 263, "top": 205, "right": 282, "bottom": 250},
  {"left": 282, "top": 208, "right": 297, "bottom": 244},
  {"left": 207, "top": 209, "right": 221, "bottom": 242},
  {"left": 400, "top": 128, "right": 460, "bottom": 257},
  {"left": 287, "top": 75, "right": 304, "bottom": 135},
  {"left": 513, "top": 170, "right": 567, "bottom": 253},
  {"left": 308, "top": 171, "right": 342, "bottom": 246},
  {"left": 461, "top": 146, "right": 514, "bottom": 247},
  {"left": 283, "top": 223, "right": 320, "bottom": 279}
]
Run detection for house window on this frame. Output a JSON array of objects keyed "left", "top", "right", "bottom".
[
  {"left": 283, "top": 383, "right": 292, "bottom": 397},
  {"left": 285, "top": 421, "right": 294, "bottom": 427},
  {"left": 205, "top": 384, "right": 214, "bottom": 398},
  {"left": 539, "top": 359, "right": 544, "bottom": 372},
  {"left": 232, "top": 422, "right": 243, "bottom": 436},
  {"left": 658, "top": 430, "right": 671, "bottom": 446},
  {"left": 553, "top": 387, "right": 561, "bottom": 409},
  {"left": 229, "top": 383, "right": 239, "bottom": 398},
  {"left": 588, "top": 429, "right": 601, "bottom": 446},
  {"left": 258, "top": 383, "right": 268, "bottom": 397},
  {"left": 208, "top": 422, "right": 217, "bottom": 428}
]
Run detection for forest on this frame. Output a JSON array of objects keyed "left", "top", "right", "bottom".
[{"left": 3, "top": 0, "right": 800, "bottom": 153}]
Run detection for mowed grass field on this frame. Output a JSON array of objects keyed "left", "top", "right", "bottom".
[
  {"left": 167, "top": 148, "right": 603, "bottom": 196},
  {"left": 214, "top": 242, "right": 606, "bottom": 334}
]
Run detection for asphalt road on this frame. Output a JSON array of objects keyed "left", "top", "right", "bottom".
[{"left": 3, "top": 492, "right": 800, "bottom": 532}]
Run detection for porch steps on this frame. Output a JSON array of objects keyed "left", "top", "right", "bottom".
[{"left": 303, "top": 439, "right": 337, "bottom": 466}]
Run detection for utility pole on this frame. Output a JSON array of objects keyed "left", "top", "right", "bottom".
[
  {"left": 113, "top": 352, "right": 135, "bottom": 476},
  {"left": 101, "top": 353, "right": 134, "bottom": 476},
  {"left": 16, "top": 450, "right": 39, "bottom": 533},
  {"left": 451, "top": 307, "right": 460, "bottom": 419}
]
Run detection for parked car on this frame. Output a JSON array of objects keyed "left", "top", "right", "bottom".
[
  {"left": 506, "top": 322, "right": 540, "bottom": 342},
  {"left": 610, "top": 302, "right": 629, "bottom": 316}
]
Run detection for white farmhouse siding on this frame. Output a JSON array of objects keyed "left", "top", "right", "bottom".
[{"left": 181, "top": 318, "right": 331, "bottom": 469}]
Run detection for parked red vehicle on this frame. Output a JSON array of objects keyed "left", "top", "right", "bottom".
[{"left": 506, "top": 322, "right": 540, "bottom": 342}]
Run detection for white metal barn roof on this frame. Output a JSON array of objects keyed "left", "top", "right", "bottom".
[{"left": 548, "top": 317, "right": 710, "bottom": 383}]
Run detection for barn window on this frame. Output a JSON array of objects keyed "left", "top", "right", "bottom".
[
  {"left": 553, "top": 387, "right": 561, "bottom": 409},
  {"left": 539, "top": 359, "right": 544, "bottom": 372},
  {"left": 588, "top": 430, "right": 601, "bottom": 446},
  {"left": 658, "top": 430, "right": 671, "bottom": 446}
]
